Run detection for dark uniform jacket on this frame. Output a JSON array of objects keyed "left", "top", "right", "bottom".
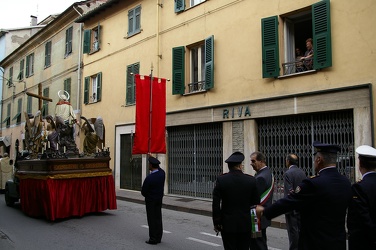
[
  {"left": 212, "top": 169, "right": 259, "bottom": 233},
  {"left": 141, "top": 168, "right": 166, "bottom": 201},
  {"left": 255, "top": 166, "right": 274, "bottom": 229},
  {"left": 263, "top": 167, "right": 352, "bottom": 250},
  {"left": 347, "top": 172, "right": 376, "bottom": 250}
]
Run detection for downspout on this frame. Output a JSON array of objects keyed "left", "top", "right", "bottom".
[{"left": 0, "top": 67, "right": 4, "bottom": 134}]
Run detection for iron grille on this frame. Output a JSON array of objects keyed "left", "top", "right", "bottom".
[
  {"left": 257, "top": 110, "right": 355, "bottom": 202},
  {"left": 168, "top": 123, "right": 223, "bottom": 199}
]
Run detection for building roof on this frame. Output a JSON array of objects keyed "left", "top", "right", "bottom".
[{"left": 75, "top": 0, "right": 120, "bottom": 23}]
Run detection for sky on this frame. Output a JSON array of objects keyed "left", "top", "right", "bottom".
[{"left": 0, "top": 0, "right": 78, "bottom": 29}]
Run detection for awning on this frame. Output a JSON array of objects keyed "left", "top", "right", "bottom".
[{"left": 0, "top": 135, "right": 11, "bottom": 147}]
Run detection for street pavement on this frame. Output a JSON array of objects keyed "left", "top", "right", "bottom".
[{"left": 116, "top": 189, "right": 286, "bottom": 229}]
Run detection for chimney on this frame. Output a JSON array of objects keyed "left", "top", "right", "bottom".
[{"left": 30, "top": 15, "right": 37, "bottom": 26}]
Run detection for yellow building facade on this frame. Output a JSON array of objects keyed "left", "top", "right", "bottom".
[{"left": 77, "top": 0, "right": 375, "bottom": 199}]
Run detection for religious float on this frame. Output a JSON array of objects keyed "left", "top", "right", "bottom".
[{"left": 4, "top": 91, "right": 117, "bottom": 221}]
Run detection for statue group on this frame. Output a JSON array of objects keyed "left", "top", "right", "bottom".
[{"left": 23, "top": 91, "right": 105, "bottom": 159}]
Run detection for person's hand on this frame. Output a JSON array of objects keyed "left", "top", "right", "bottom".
[{"left": 255, "top": 205, "right": 265, "bottom": 219}]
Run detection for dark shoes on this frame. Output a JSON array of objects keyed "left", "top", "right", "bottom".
[{"left": 145, "top": 240, "right": 160, "bottom": 245}]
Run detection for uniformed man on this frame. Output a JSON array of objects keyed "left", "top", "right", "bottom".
[
  {"left": 256, "top": 141, "right": 352, "bottom": 250},
  {"left": 212, "top": 152, "right": 259, "bottom": 250},
  {"left": 347, "top": 145, "right": 376, "bottom": 250},
  {"left": 141, "top": 156, "right": 166, "bottom": 245}
]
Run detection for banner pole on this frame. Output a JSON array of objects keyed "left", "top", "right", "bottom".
[{"left": 148, "top": 64, "right": 154, "bottom": 154}]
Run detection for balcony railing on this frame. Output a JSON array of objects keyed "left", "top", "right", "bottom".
[
  {"left": 282, "top": 59, "right": 313, "bottom": 76},
  {"left": 188, "top": 80, "right": 205, "bottom": 93}
]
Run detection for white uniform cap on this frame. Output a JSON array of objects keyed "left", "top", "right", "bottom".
[{"left": 356, "top": 145, "right": 376, "bottom": 158}]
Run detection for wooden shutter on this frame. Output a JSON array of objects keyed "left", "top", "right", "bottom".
[
  {"left": 312, "top": 0, "right": 332, "bottom": 69},
  {"left": 43, "top": 87, "right": 49, "bottom": 116},
  {"left": 205, "top": 35, "right": 214, "bottom": 90},
  {"left": 175, "top": 0, "right": 185, "bottom": 13},
  {"left": 83, "top": 29, "right": 91, "bottom": 54},
  {"left": 84, "top": 77, "right": 90, "bottom": 104},
  {"left": 172, "top": 46, "right": 185, "bottom": 95},
  {"left": 26, "top": 55, "right": 30, "bottom": 77},
  {"left": 97, "top": 24, "right": 101, "bottom": 49},
  {"left": 97, "top": 72, "right": 102, "bottom": 101},
  {"left": 128, "top": 9, "right": 134, "bottom": 35},
  {"left": 135, "top": 6, "right": 141, "bottom": 32},
  {"left": 261, "top": 16, "right": 279, "bottom": 78}
]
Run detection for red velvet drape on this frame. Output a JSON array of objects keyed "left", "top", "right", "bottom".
[{"left": 19, "top": 175, "right": 117, "bottom": 221}]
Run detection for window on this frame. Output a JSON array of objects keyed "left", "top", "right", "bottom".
[
  {"left": 45, "top": 41, "right": 52, "bottom": 68},
  {"left": 27, "top": 95, "right": 32, "bottom": 114},
  {"left": 42, "top": 88, "right": 49, "bottom": 117},
  {"left": 175, "top": 0, "right": 206, "bottom": 13},
  {"left": 262, "top": 0, "right": 331, "bottom": 78},
  {"left": 84, "top": 72, "right": 102, "bottom": 104},
  {"left": 126, "top": 63, "right": 140, "bottom": 105},
  {"left": 18, "top": 59, "right": 24, "bottom": 81},
  {"left": 2, "top": 104, "right": 11, "bottom": 128},
  {"left": 26, "top": 53, "right": 34, "bottom": 77},
  {"left": 128, "top": 5, "right": 141, "bottom": 37},
  {"left": 172, "top": 35, "right": 214, "bottom": 95},
  {"left": 8, "top": 67, "right": 13, "bottom": 87},
  {"left": 64, "top": 78, "right": 71, "bottom": 97},
  {"left": 65, "top": 26, "right": 73, "bottom": 57},
  {"left": 83, "top": 24, "right": 101, "bottom": 54},
  {"left": 12, "top": 98, "right": 22, "bottom": 125}
]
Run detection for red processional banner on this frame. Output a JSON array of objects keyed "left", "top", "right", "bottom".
[{"left": 132, "top": 74, "right": 166, "bottom": 154}]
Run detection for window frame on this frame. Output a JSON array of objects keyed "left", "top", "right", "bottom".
[
  {"left": 172, "top": 35, "right": 214, "bottom": 95},
  {"left": 84, "top": 72, "right": 102, "bottom": 104},
  {"left": 45, "top": 41, "right": 52, "bottom": 68},
  {"left": 128, "top": 5, "right": 141, "bottom": 37},
  {"left": 261, "top": 0, "right": 332, "bottom": 78},
  {"left": 18, "top": 59, "right": 24, "bottom": 81},
  {"left": 65, "top": 26, "right": 73, "bottom": 57},
  {"left": 26, "top": 53, "right": 34, "bottom": 77},
  {"left": 126, "top": 62, "right": 140, "bottom": 105}
]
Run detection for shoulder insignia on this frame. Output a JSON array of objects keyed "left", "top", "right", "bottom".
[
  {"left": 295, "top": 186, "right": 301, "bottom": 193},
  {"left": 309, "top": 175, "right": 317, "bottom": 179}
]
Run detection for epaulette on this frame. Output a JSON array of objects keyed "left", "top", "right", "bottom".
[{"left": 309, "top": 175, "right": 317, "bottom": 179}]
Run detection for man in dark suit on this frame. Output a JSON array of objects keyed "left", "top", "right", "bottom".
[
  {"left": 212, "top": 152, "right": 259, "bottom": 250},
  {"left": 141, "top": 156, "right": 166, "bottom": 245},
  {"left": 284, "top": 154, "right": 307, "bottom": 250},
  {"left": 255, "top": 141, "right": 352, "bottom": 250},
  {"left": 347, "top": 145, "right": 376, "bottom": 250},
  {"left": 250, "top": 151, "right": 274, "bottom": 250}
]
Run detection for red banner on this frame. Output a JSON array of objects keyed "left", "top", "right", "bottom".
[{"left": 132, "top": 74, "right": 166, "bottom": 154}]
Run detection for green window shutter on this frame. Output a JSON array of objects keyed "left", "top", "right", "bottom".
[
  {"left": 97, "top": 72, "right": 102, "bottom": 101},
  {"left": 128, "top": 9, "right": 135, "bottom": 35},
  {"left": 175, "top": 0, "right": 185, "bottom": 13},
  {"left": 135, "top": 6, "right": 141, "bottom": 33},
  {"left": 312, "top": 0, "right": 331, "bottom": 69},
  {"left": 26, "top": 55, "right": 30, "bottom": 77},
  {"left": 205, "top": 35, "right": 214, "bottom": 90},
  {"left": 97, "top": 24, "right": 101, "bottom": 49},
  {"left": 84, "top": 77, "right": 90, "bottom": 104},
  {"left": 172, "top": 46, "right": 185, "bottom": 95},
  {"left": 126, "top": 65, "right": 133, "bottom": 105},
  {"left": 261, "top": 16, "right": 279, "bottom": 78},
  {"left": 83, "top": 29, "right": 91, "bottom": 54},
  {"left": 64, "top": 78, "right": 71, "bottom": 96},
  {"left": 27, "top": 95, "right": 32, "bottom": 114},
  {"left": 43, "top": 88, "right": 49, "bottom": 116}
]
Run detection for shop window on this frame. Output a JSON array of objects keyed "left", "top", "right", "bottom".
[
  {"left": 172, "top": 35, "right": 214, "bottom": 95},
  {"left": 84, "top": 72, "right": 102, "bottom": 104},
  {"left": 126, "top": 63, "right": 140, "bottom": 105},
  {"left": 83, "top": 24, "right": 101, "bottom": 54},
  {"left": 262, "top": 0, "right": 331, "bottom": 78}
]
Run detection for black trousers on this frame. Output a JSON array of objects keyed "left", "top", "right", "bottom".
[
  {"left": 285, "top": 212, "right": 300, "bottom": 250},
  {"left": 221, "top": 232, "right": 251, "bottom": 250},
  {"left": 249, "top": 229, "right": 268, "bottom": 250},
  {"left": 145, "top": 199, "right": 163, "bottom": 242}
]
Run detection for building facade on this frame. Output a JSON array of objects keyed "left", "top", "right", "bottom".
[
  {"left": 2, "top": 0, "right": 374, "bottom": 200},
  {"left": 0, "top": 1, "right": 106, "bottom": 157}
]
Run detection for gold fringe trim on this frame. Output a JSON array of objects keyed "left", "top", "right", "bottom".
[{"left": 16, "top": 171, "right": 113, "bottom": 180}]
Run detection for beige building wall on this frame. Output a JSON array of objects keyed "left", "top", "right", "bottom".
[{"left": 80, "top": 0, "right": 375, "bottom": 188}]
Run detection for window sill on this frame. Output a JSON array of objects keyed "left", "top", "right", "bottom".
[
  {"left": 277, "top": 69, "right": 316, "bottom": 79},
  {"left": 89, "top": 48, "right": 100, "bottom": 55},
  {"left": 125, "top": 30, "right": 141, "bottom": 39},
  {"left": 184, "top": 89, "right": 207, "bottom": 96}
]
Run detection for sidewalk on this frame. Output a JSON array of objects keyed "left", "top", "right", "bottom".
[{"left": 116, "top": 189, "right": 286, "bottom": 229}]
